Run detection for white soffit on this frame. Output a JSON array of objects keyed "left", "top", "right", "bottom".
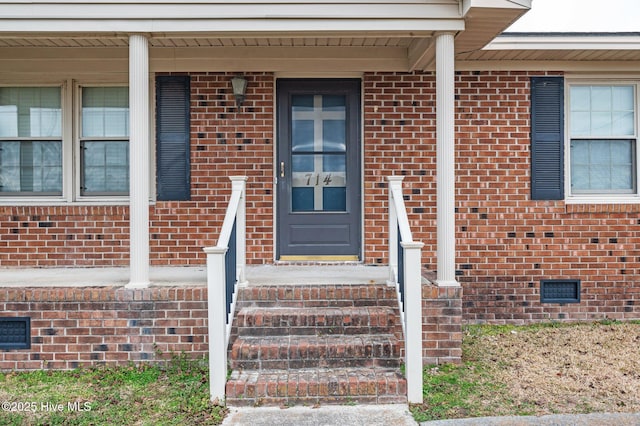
[
  {"left": 488, "top": 33, "right": 640, "bottom": 51},
  {"left": 458, "top": 33, "right": 640, "bottom": 62}
]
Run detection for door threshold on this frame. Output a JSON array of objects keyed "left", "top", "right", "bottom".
[{"left": 278, "top": 255, "right": 360, "bottom": 262}]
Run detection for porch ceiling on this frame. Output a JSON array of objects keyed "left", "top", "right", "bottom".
[
  {"left": 0, "top": 34, "right": 414, "bottom": 49},
  {"left": 0, "top": 33, "right": 428, "bottom": 73}
]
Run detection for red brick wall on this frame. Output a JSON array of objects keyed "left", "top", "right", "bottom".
[
  {"left": 0, "top": 286, "right": 208, "bottom": 370},
  {"left": 151, "top": 72, "right": 274, "bottom": 265},
  {"left": 0, "top": 206, "right": 129, "bottom": 267},
  {"left": 421, "top": 276, "right": 463, "bottom": 365},
  {"left": 0, "top": 72, "right": 275, "bottom": 267},
  {"left": 2, "top": 71, "right": 640, "bottom": 325},
  {"left": 364, "top": 71, "right": 640, "bottom": 323},
  {"left": 455, "top": 71, "right": 640, "bottom": 323},
  {"left": 0, "top": 283, "right": 464, "bottom": 369},
  {"left": 363, "top": 72, "right": 437, "bottom": 266}
]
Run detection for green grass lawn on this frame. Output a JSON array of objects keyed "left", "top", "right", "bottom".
[
  {"left": 3, "top": 321, "right": 639, "bottom": 425},
  {"left": 0, "top": 354, "right": 227, "bottom": 426}
]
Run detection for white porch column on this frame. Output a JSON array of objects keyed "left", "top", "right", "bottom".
[
  {"left": 127, "top": 34, "right": 150, "bottom": 288},
  {"left": 436, "top": 32, "right": 458, "bottom": 286}
]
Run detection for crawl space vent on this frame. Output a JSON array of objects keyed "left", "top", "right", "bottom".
[
  {"left": 0, "top": 317, "right": 31, "bottom": 350},
  {"left": 540, "top": 280, "right": 581, "bottom": 304}
]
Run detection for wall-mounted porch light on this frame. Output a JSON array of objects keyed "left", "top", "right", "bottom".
[{"left": 231, "top": 75, "right": 248, "bottom": 109}]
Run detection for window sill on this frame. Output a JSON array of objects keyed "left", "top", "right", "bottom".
[
  {"left": 0, "top": 198, "right": 134, "bottom": 207},
  {"left": 566, "top": 195, "right": 640, "bottom": 204}
]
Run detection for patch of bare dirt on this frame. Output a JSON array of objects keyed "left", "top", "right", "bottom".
[{"left": 468, "top": 322, "right": 640, "bottom": 415}]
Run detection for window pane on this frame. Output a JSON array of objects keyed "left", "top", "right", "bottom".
[
  {"left": 82, "top": 141, "right": 129, "bottom": 194},
  {"left": 570, "top": 111, "right": 590, "bottom": 137},
  {"left": 591, "top": 112, "right": 612, "bottom": 136},
  {"left": 590, "top": 165, "right": 611, "bottom": 190},
  {"left": 0, "top": 105, "right": 18, "bottom": 137},
  {"left": 322, "top": 119, "right": 346, "bottom": 152},
  {"left": 82, "top": 87, "right": 129, "bottom": 138},
  {"left": 611, "top": 140, "right": 633, "bottom": 163},
  {"left": 291, "top": 94, "right": 347, "bottom": 153},
  {"left": 323, "top": 154, "right": 345, "bottom": 173},
  {"left": 570, "top": 85, "right": 635, "bottom": 137},
  {"left": 323, "top": 187, "right": 346, "bottom": 211},
  {"left": 0, "top": 141, "right": 62, "bottom": 194},
  {"left": 292, "top": 95, "right": 314, "bottom": 111},
  {"left": 291, "top": 187, "right": 314, "bottom": 212},
  {"left": 613, "top": 86, "right": 634, "bottom": 110},
  {"left": 572, "top": 165, "right": 590, "bottom": 190},
  {"left": 570, "top": 86, "right": 590, "bottom": 111},
  {"left": 589, "top": 140, "right": 610, "bottom": 164},
  {"left": 292, "top": 120, "right": 314, "bottom": 152},
  {"left": 612, "top": 111, "right": 635, "bottom": 135},
  {"left": 613, "top": 166, "right": 633, "bottom": 190},
  {"left": 571, "top": 139, "right": 635, "bottom": 193},
  {"left": 292, "top": 154, "right": 314, "bottom": 173},
  {"left": 322, "top": 95, "right": 346, "bottom": 111},
  {"left": 571, "top": 141, "right": 589, "bottom": 164},
  {"left": 0, "top": 87, "right": 61, "bottom": 138},
  {"left": 591, "top": 86, "right": 612, "bottom": 111}
]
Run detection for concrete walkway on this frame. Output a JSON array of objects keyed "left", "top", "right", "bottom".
[
  {"left": 222, "top": 404, "right": 417, "bottom": 426},
  {"left": 222, "top": 406, "right": 640, "bottom": 426}
]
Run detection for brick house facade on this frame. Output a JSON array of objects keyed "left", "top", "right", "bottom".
[
  {"left": 4, "top": 70, "right": 638, "bottom": 322},
  {"left": 1, "top": 1, "right": 639, "bottom": 374}
]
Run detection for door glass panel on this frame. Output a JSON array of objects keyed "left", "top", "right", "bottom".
[
  {"left": 291, "top": 120, "right": 314, "bottom": 152},
  {"left": 290, "top": 94, "right": 347, "bottom": 212}
]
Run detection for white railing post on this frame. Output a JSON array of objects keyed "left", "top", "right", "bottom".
[
  {"left": 386, "top": 175, "right": 424, "bottom": 405},
  {"left": 203, "top": 175, "right": 248, "bottom": 403},
  {"left": 204, "top": 246, "right": 228, "bottom": 403},
  {"left": 230, "top": 176, "right": 248, "bottom": 286},
  {"left": 401, "top": 241, "right": 424, "bottom": 405},
  {"left": 387, "top": 177, "right": 403, "bottom": 286}
]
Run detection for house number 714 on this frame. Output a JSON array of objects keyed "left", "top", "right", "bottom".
[{"left": 305, "top": 173, "right": 333, "bottom": 186}]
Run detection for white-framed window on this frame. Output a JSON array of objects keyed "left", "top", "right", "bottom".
[
  {"left": 0, "top": 82, "right": 130, "bottom": 202},
  {"left": 78, "top": 86, "right": 129, "bottom": 197},
  {"left": 0, "top": 86, "right": 63, "bottom": 196},
  {"left": 567, "top": 81, "right": 639, "bottom": 202}
]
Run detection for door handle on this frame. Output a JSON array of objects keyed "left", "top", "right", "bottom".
[{"left": 280, "top": 162, "right": 285, "bottom": 178}]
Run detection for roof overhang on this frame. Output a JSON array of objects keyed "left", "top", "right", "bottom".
[
  {"left": 0, "top": 1, "right": 531, "bottom": 74},
  {"left": 457, "top": 32, "right": 640, "bottom": 70}
]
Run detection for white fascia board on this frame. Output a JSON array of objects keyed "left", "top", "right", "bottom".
[
  {"left": 462, "top": 0, "right": 531, "bottom": 16},
  {"left": 0, "top": 19, "right": 465, "bottom": 34},
  {"left": 486, "top": 35, "right": 640, "bottom": 51},
  {"left": 0, "top": 2, "right": 462, "bottom": 20},
  {"left": 455, "top": 60, "right": 640, "bottom": 73},
  {"left": 0, "top": 1, "right": 465, "bottom": 33}
]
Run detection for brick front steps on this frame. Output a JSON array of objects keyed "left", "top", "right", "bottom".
[{"left": 225, "top": 284, "right": 407, "bottom": 406}]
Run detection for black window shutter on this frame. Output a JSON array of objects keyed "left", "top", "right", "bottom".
[
  {"left": 531, "top": 76, "right": 564, "bottom": 200},
  {"left": 156, "top": 76, "right": 191, "bottom": 201}
]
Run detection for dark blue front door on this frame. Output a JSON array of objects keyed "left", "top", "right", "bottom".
[{"left": 276, "top": 79, "right": 361, "bottom": 260}]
